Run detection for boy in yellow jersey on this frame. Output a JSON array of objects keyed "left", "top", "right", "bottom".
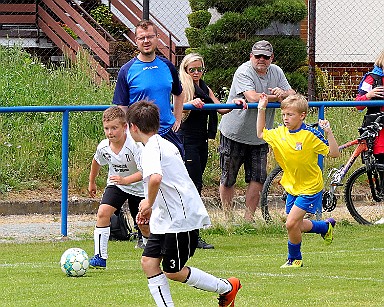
[{"left": 256, "top": 93, "right": 340, "bottom": 268}]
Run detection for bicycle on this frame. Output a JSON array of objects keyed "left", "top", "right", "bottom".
[{"left": 260, "top": 113, "right": 384, "bottom": 225}]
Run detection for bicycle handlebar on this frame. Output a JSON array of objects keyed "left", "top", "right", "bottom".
[
  {"left": 337, "top": 114, "right": 384, "bottom": 151},
  {"left": 358, "top": 114, "right": 384, "bottom": 140}
]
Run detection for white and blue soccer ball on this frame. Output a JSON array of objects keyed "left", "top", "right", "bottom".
[{"left": 60, "top": 248, "right": 89, "bottom": 277}]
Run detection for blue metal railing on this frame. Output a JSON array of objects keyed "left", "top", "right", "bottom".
[{"left": 1, "top": 100, "right": 384, "bottom": 236}]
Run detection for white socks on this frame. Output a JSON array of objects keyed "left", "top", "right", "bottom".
[
  {"left": 147, "top": 268, "right": 232, "bottom": 306},
  {"left": 94, "top": 226, "right": 110, "bottom": 259},
  {"left": 148, "top": 273, "right": 174, "bottom": 307},
  {"left": 185, "top": 267, "right": 232, "bottom": 294}
]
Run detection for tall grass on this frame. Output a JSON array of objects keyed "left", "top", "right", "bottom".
[
  {"left": 0, "top": 46, "right": 111, "bottom": 194},
  {"left": 0, "top": 46, "right": 367, "bottom": 195}
]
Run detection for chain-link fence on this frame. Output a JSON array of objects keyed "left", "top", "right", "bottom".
[
  {"left": 0, "top": 0, "right": 383, "bottom": 99},
  {"left": 314, "top": 0, "right": 384, "bottom": 100}
]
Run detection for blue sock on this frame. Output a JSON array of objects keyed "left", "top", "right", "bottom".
[
  {"left": 287, "top": 241, "right": 302, "bottom": 260},
  {"left": 308, "top": 220, "right": 328, "bottom": 234}
]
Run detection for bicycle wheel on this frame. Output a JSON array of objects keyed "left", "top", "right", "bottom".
[
  {"left": 260, "top": 166, "right": 286, "bottom": 223},
  {"left": 344, "top": 164, "right": 384, "bottom": 225}
]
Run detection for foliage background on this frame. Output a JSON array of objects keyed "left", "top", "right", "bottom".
[
  {"left": 0, "top": 46, "right": 110, "bottom": 194},
  {"left": 186, "top": 0, "right": 309, "bottom": 98},
  {"left": 0, "top": 46, "right": 365, "bottom": 196}
]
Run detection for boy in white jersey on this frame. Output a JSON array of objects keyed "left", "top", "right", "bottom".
[
  {"left": 126, "top": 100, "right": 241, "bottom": 307},
  {"left": 88, "top": 106, "right": 149, "bottom": 269},
  {"left": 257, "top": 94, "right": 340, "bottom": 268}
]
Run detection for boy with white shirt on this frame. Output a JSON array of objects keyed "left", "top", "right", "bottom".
[
  {"left": 126, "top": 100, "right": 241, "bottom": 307},
  {"left": 88, "top": 106, "right": 148, "bottom": 269}
]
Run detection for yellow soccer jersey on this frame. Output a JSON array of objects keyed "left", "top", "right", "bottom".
[{"left": 263, "top": 123, "right": 329, "bottom": 196}]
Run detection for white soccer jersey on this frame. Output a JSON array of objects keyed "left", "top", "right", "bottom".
[
  {"left": 94, "top": 130, "right": 144, "bottom": 197},
  {"left": 140, "top": 134, "right": 211, "bottom": 234}
]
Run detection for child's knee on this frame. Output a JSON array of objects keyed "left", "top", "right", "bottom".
[
  {"left": 285, "top": 219, "right": 298, "bottom": 232},
  {"left": 164, "top": 271, "right": 184, "bottom": 282}
]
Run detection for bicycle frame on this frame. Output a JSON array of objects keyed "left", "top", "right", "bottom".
[
  {"left": 330, "top": 139, "right": 368, "bottom": 187},
  {"left": 262, "top": 116, "right": 384, "bottom": 223},
  {"left": 327, "top": 132, "right": 384, "bottom": 206},
  {"left": 322, "top": 137, "right": 372, "bottom": 213}
]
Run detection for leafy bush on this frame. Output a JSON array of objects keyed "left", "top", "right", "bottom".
[
  {"left": 198, "top": 39, "right": 254, "bottom": 71},
  {"left": 185, "top": 27, "right": 203, "bottom": 48},
  {"left": 189, "top": 0, "right": 210, "bottom": 11},
  {"left": 197, "top": 36, "right": 306, "bottom": 76},
  {"left": 90, "top": 4, "right": 127, "bottom": 38},
  {"left": 202, "top": 1, "right": 307, "bottom": 44},
  {"left": 202, "top": 13, "right": 245, "bottom": 44},
  {"left": 267, "top": 36, "right": 307, "bottom": 72},
  {"left": 286, "top": 71, "right": 308, "bottom": 94},
  {"left": 205, "top": 0, "right": 274, "bottom": 14},
  {"left": 295, "top": 65, "right": 327, "bottom": 99},
  {"left": 203, "top": 67, "right": 237, "bottom": 97},
  {"left": 270, "top": 0, "right": 307, "bottom": 24},
  {"left": 60, "top": 23, "right": 78, "bottom": 39},
  {"left": 187, "top": 10, "right": 212, "bottom": 29}
]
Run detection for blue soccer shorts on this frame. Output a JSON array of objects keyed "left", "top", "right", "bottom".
[{"left": 286, "top": 191, "right": 322, "bottom": 215}]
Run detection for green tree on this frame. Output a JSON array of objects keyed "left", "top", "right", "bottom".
[{"left": 186, "top": 0, "right": 308, "bottom": 96}]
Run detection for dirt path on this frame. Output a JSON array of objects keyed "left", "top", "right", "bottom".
[{"left": 0, "top": 214, "right": 96, "bottom": 243}]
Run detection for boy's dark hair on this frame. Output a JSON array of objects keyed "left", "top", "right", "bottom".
[
  {"left": 126, "top": 100, "right": 160, "bottom": 133},
  {"left": 103, "top": 106, "right": 126, "bottom": 124}
]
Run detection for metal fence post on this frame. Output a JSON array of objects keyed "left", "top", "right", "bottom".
[
  {"left": 308, "top": 0, "right": 316, "bottom": 101},
  {"left": 61, "top": 110, "right": 69, "bottom": 237},
  {"left": 143, "top": 0, "right": 149, "bottom": 20}
]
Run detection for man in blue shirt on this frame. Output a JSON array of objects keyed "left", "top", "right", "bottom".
[{"left": 113, "top": 20, "right": 184, "bottom": 156}]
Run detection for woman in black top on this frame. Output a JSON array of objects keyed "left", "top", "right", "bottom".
[
  {"left": 178, "top": 53, "right": 246, "bottom": 248},
  {"left": 179, "top": 53, "right": 240, "bottom": 194}
]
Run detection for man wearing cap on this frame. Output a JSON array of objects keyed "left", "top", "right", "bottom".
[{"left": 218, "top": 40, "right": 295, "bottom": 221}]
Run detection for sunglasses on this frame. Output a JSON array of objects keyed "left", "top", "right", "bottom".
[
  {"left": 254, "top": 54, "right": 271, "bottom": 60},
  {"left": 188, "top": 67, "right": 204, "bottom": 73}
]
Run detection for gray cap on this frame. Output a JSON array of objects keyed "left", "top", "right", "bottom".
[{"left": 251, "top": 40, "right": 273, "bottom": 56}]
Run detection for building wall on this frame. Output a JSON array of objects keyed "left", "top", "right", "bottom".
[{"left": 316, "top": 0, "right": 384, "bottom": 63}]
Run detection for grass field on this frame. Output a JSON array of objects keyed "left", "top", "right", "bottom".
[{"left": 0, "top": 223, "right": 383, "bottom": 306}]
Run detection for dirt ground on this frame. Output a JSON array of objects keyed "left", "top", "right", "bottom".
[
  {"left": 0, "top": 187, "right": 73, "bottom": 202},
  {"left": 0, "top": 188, "right": 98, "bottom": 243},
  {"left": 0, "top": 186, "right": 248, "bottom": 243},
  {"left": 0, "top": 185, "right": 370, "bottom": 244}
]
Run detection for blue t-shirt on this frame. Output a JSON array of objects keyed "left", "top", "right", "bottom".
[{"left": 113, "top": 56, "right": 182, "bottom": 135}]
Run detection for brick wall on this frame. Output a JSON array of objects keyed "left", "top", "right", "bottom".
[{"left": 317, "top": 62, "right": 373, "bottom": 90}]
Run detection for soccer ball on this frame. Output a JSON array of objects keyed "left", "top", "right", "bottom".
[{"left": 60, "top": 248, "right": 89, "bottom": 277}]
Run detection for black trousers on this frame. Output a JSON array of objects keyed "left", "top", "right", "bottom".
[{"left": 182, "top": 135, "right": 208, "bottom": 195}]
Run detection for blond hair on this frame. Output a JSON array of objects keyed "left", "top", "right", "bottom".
[
  {"left": 179, "top": 53, "right": 205, "bottom": 102},
  {"left": 374, "top": 49, "right": 384, "bottom": 68},
  {"left": 281, "top": 94, "right": 308, "bottom": 114},
  {"left": 102, "top": 106, "right": 126, "bottom": 124}
]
